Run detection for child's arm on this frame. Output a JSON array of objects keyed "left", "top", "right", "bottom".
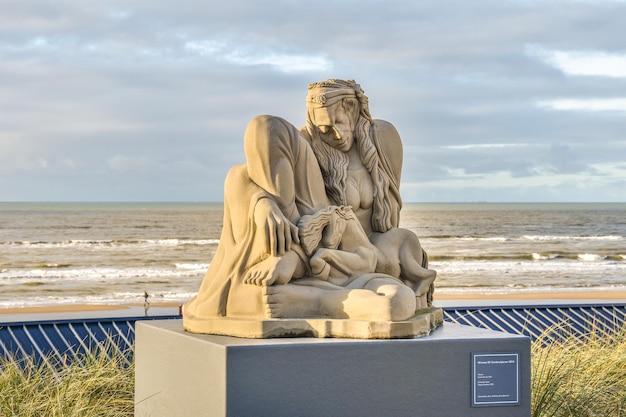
[{"left": 310, "top": 246, "right": 376, "bottom": 280}]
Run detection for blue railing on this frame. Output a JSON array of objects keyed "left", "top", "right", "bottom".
[
  {"left": 1, "top": 303, "right": 625, "bottom": 363},
  {"left": 443, "top": 303, "right": 626, "bottom": 342},
  {"left": 0, "top": 315, "right": 179, "bottom": 364}
]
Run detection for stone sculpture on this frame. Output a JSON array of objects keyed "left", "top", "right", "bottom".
[{"left": 183, "top": 79, "right": 441, "bottom": 338}]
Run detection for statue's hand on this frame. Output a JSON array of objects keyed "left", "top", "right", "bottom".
[{"left": 254, "top": 198, "right": 299, "bottom": 256}]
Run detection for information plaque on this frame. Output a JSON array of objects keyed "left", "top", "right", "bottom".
[{"left": 471, "top": 352, "right": 520, "bottom": 407}]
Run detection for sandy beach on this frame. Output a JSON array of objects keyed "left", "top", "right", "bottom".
[
  {"left": 435, "top": 290, "right": 626, "bottom": 301},
  {"left": 0, "top": 302, "right": 181, "bottom": 315},
  {"left": 0, "top": 302, "right": 183, "bottom": 323},
  {"left": 433, "top": 290, "right": 626, "bottom": 307}
]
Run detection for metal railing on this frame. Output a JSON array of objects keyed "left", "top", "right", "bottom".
[
  {"left": 443, "top": 303, "right": 626, "bottom": 342},
  {"left": 0, "top": 315, "right": 179, "bottom": 364},
  {"left": 1, "top": 303, "right": 625, "bottom": 363}
]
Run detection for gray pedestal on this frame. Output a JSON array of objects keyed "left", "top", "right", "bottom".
[{"left": 135, "top": 320, "right": 530, "bottom": 417}]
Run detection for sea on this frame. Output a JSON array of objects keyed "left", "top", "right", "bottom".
[{"left": 1, "top": 202, "right": 625, "bottom": 308}]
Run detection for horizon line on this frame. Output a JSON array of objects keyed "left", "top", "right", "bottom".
[{"left": 1, "top": 201, "right": 625, "bottom": 205}]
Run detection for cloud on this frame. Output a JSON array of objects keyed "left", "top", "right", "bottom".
[
  {"left": 537, "top": 98, "right": 626, "bottom": 112},
  {"left": 225, "top": 50, "right": 332, "bottom": 74},
  {"left": 528, "top": 44, "right": 626, "bottom": 114},
  {"left": 548, "top": 143, "right": 592, "bottom": 174},
  {"left": 1, "top": 30, "right": 331, "bottom": 75},
  {"left": 184, "top": 39, "right": 332, "bottom": 73},
  {"left": 108, "top": 10, "right": 131, "bottom": 20},
  {"left": 527, "top": 45, "right": 626, "bottom": 78},
  {"left": 106, "top": 155, "right": 158, "bottom": 173},
  {"left": 443, "top": 143, "right": 531, "bottom": 150}
]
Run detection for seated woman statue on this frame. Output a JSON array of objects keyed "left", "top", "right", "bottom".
[{"left": 183, "top": 79, "right": 435, "bottom": 325}]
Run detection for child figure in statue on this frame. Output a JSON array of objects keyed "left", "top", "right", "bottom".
[{"left": 298, "top": 205, "right": 436, "bottom": 309}]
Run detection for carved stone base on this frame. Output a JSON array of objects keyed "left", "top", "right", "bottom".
[{"left": 183, "top": 307, "right": 443, "bottom": 339}]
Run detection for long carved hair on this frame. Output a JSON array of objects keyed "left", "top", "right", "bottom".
[
  {"left": 305, "top": 97, "right": 395, "bottom": 233},
  {"left": 297, "top": 205, "right": 355, "bottom": 256}
]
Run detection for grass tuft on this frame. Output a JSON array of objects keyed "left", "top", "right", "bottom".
[
  {"left": 532, "top": 321, "right": 626, "bottom": 417},
  {"left": 0, "top": 342, "right": 133, "bottom": 417}
]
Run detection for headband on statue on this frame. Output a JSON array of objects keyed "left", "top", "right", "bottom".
[{"left": 307, "top": 79, "right": 373, "bottom": 122}]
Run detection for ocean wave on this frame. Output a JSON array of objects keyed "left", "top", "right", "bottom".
[
  {"left": 531, "top": 253, "right": 563, "bottom": 260},
  {"left": 0, "top": 238, "right": 220, "bottom": 249},
  {"left": 578, "top": 253, "right": 603, "bottom": 261},
  {"left": 426, "top": 235, "right": 513, "bottom": 241},
  {"left": 430, "top": 254, "right": 534, "bottom": 261},
  {"left": 522, "top": 235, "right": 624, "bottom": 242},
  {"left": 435, "top": 285, "right": 626, "bottom": 294},
  {"left": 174, "top": 263, "right": 211, "bottom": 270},
  {"left": 457, "top": 237, "right": 510, "bottom": 242},
  {"left": 0, "top": 291, "right": 198, "bottom": 308},
  {"left": 0, "top": 265, "right": 209, "bottom": 285},
  {"left": 431, "top": 259, "right": 626, "bottom": 277},
  {"left": 34, "top": 263, "right": 73, "bottom": 268},
  {"left": 430, "top": 253, "right": 626, "bottom": 262},
  {"left": 427, "top": 234, "right": 624, "bottom": 242}
]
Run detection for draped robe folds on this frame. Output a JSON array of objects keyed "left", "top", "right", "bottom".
[
  {"left": 184, "top": 116, "right": 329, "bottom": 319},
  {"left": 184, "top": 114, "right": 410, "bottom": 320}
]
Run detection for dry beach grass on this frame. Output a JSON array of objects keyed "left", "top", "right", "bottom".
[
  {"left": 531, "top": 322, "right": 626, "bottom": 417},
  {"left": 0, "top": 343, "right": 134, "bottom": 417}
]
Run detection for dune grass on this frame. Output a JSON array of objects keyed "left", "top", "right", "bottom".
[
  {"left": 0, "top": 344, "right": 133, "bottom": 417},
  {"left": 1, "top": 322, "right": 625, "bottom": 417},
  {"left": 531, "top": 321, "right": 626, "bottom": 417}
]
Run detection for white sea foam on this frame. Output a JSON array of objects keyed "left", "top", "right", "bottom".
[
  {"left": 435, "top": 285, "right": 626, "bottom": 295},
  {"left": 531, "top": 253, "right": 562, "bottom": 260},
  {"left": 458, "top": 237, "right": 509, "bottom": 242},
  {"left": 175, "top": 263, "right": 210, "bottom": 270},
  {"left": 2, "top": 239, "right": 220, "bottom": 249},
  {"left": 0, "top": 265, "right": 208, "bottom": 284},
  {"left": 578, "top": 253, "right": 604, "bottom": 261},
  {"left": 0, "top": 291, "right": 199, "bottom": 308},
  {"left": 439, "top": 235, "right": 625, "bottom": 242},
  {"left": 432, "top": 259, "right": 624, "bottom": 272},
  {"left": 431, "top": 258, "right": 626, "bottom": 290},
  {"left": 522, "top": 235, "right": 624, "bottom": 241}
]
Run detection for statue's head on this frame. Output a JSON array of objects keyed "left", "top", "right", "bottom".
[
  {"left": 297, "top": 205, "right": 354, "bottom": 256},
  {"left": 305, "top": 79, "right": 372, "bottom": 152},
  {"left": 305, "top": 79, "right": 395, "bottom": 233},
  {"left": 320, "top": 207, "right": 348, "bottom": 250}
]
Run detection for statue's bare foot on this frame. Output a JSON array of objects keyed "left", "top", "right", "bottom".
[
  {"left": 244, "top": 257, "right": 280, "bottom": 286},
  {"left": 416, "top": 293, "right": 429, "bottom": 311},
  {"left": 402, "top": 266, "right": 436, "bottom": 297},
  {"left": 263, "top": 285, "right": 321, "bottom": 318},
  {"left": 244, "top": 251, "right": 301, "bottom": 286},
  {"left": 414, "top": 270, "right": 436, "bottom": 297}
]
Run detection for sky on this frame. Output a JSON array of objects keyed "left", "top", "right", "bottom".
[{"left": 1, "top": 0, "right": 625, "bottom": 203}]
